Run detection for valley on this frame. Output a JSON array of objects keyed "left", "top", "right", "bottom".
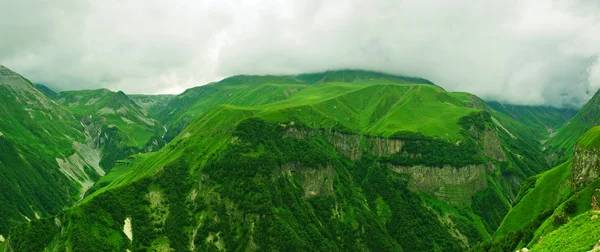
[{"left": 1, "top": 67, "right": 599, "bottom": 251}]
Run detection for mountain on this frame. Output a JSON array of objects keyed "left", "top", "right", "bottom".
[
  {"left": 34, "top": 84, "right": 57, "bottom": 98},
  {"left": 53, "top": 89, "right": 167, "bottom": 170},
  {"left": 0, "top": 66, "right": 104, "bottom": 239},
  {"left": 473, "top": 125, "right": 600, "bottom": 251},
  {"left": 129, "top": 94, "right": 174, "bottom": 118},
  {"left": 5, "top": 72, "right": 553, "bottom": 251},
  {"left": 158, "top": 70, "right": 436, "bottom": 141},
  {"left": 545, "top": 89, "right": 600, "bottom": 165},
  {"left": 487, "top": 101, "right": 576, "bottom": 139}
]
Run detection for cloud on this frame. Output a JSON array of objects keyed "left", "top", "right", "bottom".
[{"left": 2, "top": 0, "right": 600, "bottom": 107}]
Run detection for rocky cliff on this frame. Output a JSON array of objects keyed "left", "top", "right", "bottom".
[
  {"left": 572, "top": 145, "right": 600, "bottom": 188},
  {"left": 390, "top": 164, "right": 490, "bottom": 206}
]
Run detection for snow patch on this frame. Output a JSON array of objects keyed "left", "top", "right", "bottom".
[{"left": 124, "top": 217, "right": 133, "bottom": 241}]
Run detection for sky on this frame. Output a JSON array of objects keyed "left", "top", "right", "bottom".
[{"left": 2, "top": 0, "right": 600, "bottom": 107}]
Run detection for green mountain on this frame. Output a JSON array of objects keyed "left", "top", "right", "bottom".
[
  {"left": 0, "top": 66, "right": 104, "bottom": 239},
  {"left": 53, "top": 89, "right": 168, "bottom": 170},
  {"left": 158, "top": 70, "right": 435, "bottom": 141},
  {"left": 4, "top": 71, "right": 555, "bottom": 251},
  {"left": 34, "top": 84, "right": 57, "bottom": 98},
  {"left": 545, "top": 89, "right": 600, "bottom": 165},
  {"left": 473, "top": 125, "right": 600, "bottom": 251}
]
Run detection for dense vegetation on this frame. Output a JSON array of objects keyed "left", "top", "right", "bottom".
[{"left": 6, "top": 66, "right": 600, "bottom": 251}]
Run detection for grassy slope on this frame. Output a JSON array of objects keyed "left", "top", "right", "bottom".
[
  {"left": 7, "top": 71, "right": 554, "bottom": 251},
  {"left": 532, "top": 211, "right": 600, "bottom": 251},
  {"left": 576, "top": 126, "right": 600, "bottom": 149},
  {"left": 159, "top": 70, "right": 436, "bottom": 140},
  {"left": 545, "top": 89, "right": 600, "bottom": 165},
  {"left": 483, "top": 125, "right": 600, "bottom": 251},
  {"left": 99, "top": 81, "right": 478, "bottom": 195},
  {"left": 494, "top": 160, "right": 572, "bottom": 238},
  {"left": 0, "top": 66, "right": 86, "bottom": 236}
]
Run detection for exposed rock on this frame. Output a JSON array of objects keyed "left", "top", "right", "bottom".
[
  {"left": 123, "top": 217, "right": 132, "bottom": 241},
  {"left": 284, "top": 128, "right": 404, "bottom": 160},
  {"left": 364, "top": 136, "right": 404, "bottom": 157},
  {"left": 593, "top": 188, "right": 600, "bottom": 211},
  {"left": 0, "top": 65, "right": 30, "bottom": 89},
  {"left": 280, "top": 162, "right": 335, "bottom": 198},
  {"left": 325, "top": 132, "right": 362, "bottom": 160},
  {"left": 482, "top": 129, "right": 506, "bottom": 161},
  {"left": 573, "top": 145, "right": 600, "bottom": 188},
  {"left": 390, "top": 164, "right": 489, "bottom": 206}
]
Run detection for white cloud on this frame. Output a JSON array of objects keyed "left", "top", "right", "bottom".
[{"left": 2, "top": 0, "right": 600, "bottom": 107}]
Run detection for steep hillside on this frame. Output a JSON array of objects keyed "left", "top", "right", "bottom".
[
  {"left": 54, "top": 89, "right": 167, "bottom": 170},
  {"left": 6, "top": 74, "right": 552, "bottom": 251},
  {"left": 129, "top": 94, "right": 174, "bottom": 118},
  {"left": 545, "top": 89, "right": 600, "bottom": 165},
  {"left": 34, "top": 84, "right": 57, "bottom": 98},
  {"left": 0, "top": 66, "right": 103, "bottom": 238},
  {"left": 474, "top": 126, "right": 600, "bottom": 251}
]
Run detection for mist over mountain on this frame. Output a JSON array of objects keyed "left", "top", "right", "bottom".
[{"left": 3, "top": 0, "right": 600, "bottom": 107}]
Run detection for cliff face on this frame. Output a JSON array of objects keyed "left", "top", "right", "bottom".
[
  {"left": 284, "top": 128, "right": 404, "bottom": 160},
  {"left": 280, "top": 162, "right": 335, "bottom": 198},
  {"left": 572, "top": 145, "right": 600, "bottom": 188},
  {"left": 284, "top": 127, "right": 497, "bottom": 206},
  {"left": 390, "top": 164, "right": 490, "bottom": 206}
]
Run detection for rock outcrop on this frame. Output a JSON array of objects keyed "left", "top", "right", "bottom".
[
  {"left": 284, "top": 128, "right": 404, "bottom": 160},
  {"left": 280, "top": 162, "right": 335, "bottom": 198},
  {"left": 572, "top": 145, "right": 600, "bottom": 188},
  {"left": 390, "top": 164, "right": 490, "bottom": 206}
]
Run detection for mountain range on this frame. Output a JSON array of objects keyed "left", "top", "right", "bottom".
[{"left": 0, "top": 65, "right": 598, "bottom": 251}]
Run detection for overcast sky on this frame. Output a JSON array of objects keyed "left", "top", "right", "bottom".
[{"left": 2, "top": 0, "right": 600, "bottom": 107}]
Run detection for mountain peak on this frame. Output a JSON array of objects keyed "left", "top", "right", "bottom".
[{"left": 0, "top": 65, "right": 33, "bottom": 89}]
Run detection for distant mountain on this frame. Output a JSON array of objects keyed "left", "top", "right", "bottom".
[
  {"left": 545, "top": 89, "right": 600, "bottom": 165},
  {"left": 129, "top": 94, "right": 174, "bottom": 118},
  {"left": 34, "top": 84, "right": 57, "bottom": 98},
  {"left": 6, "top": 70, "right": 556, "bottom": 251},
  {"left": 53, "top": 89, "right": 167, "bottom": 171},
  {"left": 487, "top": 101, "right": 576, "bottom": 136},
  {"left": 158, "top": 69, "right": 436, "bottom": 141}
]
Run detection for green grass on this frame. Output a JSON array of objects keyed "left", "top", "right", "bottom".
[
  {"left": 545, "top": 89, "right": 600, "bottom": 164},
  {"left": 532, "top": 211, "right": 600, "bottom": 251},
  {"left": 576, "top": 126, "right": 600, "bottom": 149},
  {"left": 83, "top": 153, "right": 153, "bottom": 202},
  {"left": 494, "top": 160, "right": 573, "bottom": 237}
]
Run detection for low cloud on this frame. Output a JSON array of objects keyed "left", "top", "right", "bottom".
[{"left": 2, "top": 0, "right": 600, "bottom": 107}]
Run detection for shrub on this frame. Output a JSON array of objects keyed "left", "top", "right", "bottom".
[
  {"left": 565, "top": 200, "right": 577, "bottom": 214},
  {"left": 553, "top": 211, "right": 567, "bottom": 226}
]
